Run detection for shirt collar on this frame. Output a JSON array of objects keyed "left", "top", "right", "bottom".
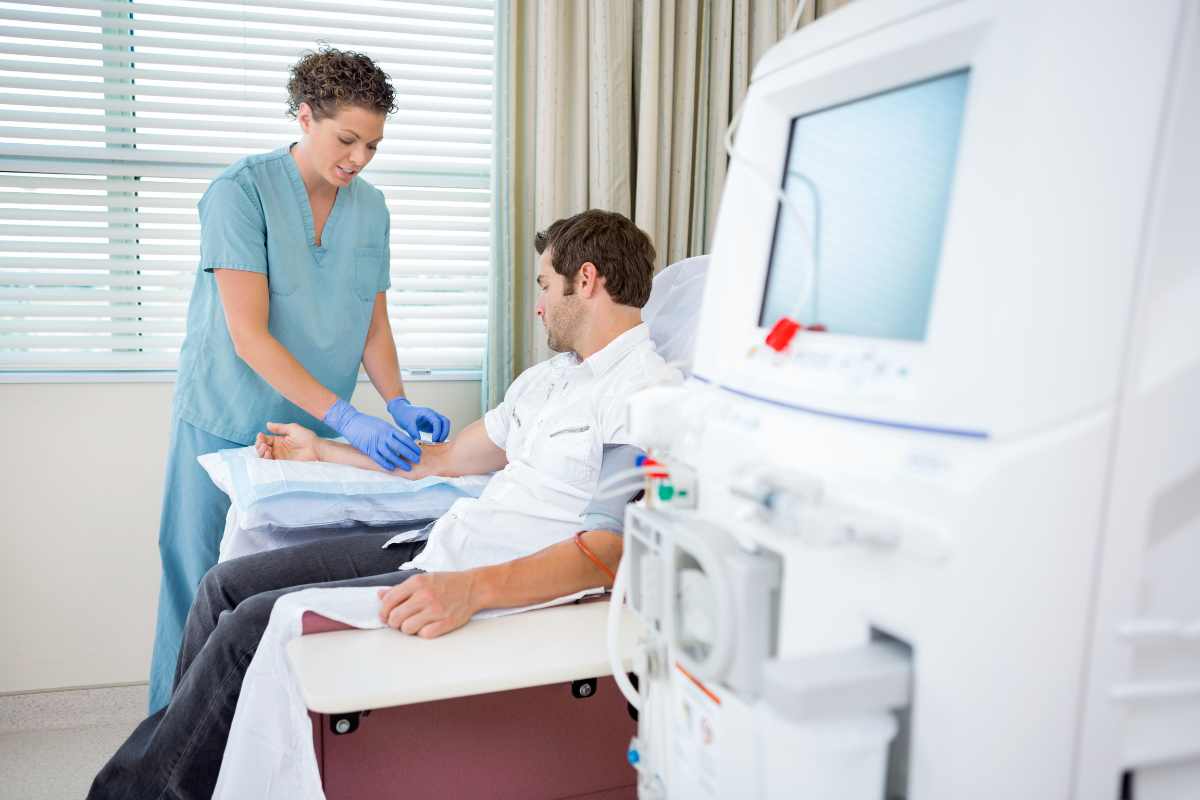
[{"left": 578, "top": 323, "right": 650, "bottom": 378}]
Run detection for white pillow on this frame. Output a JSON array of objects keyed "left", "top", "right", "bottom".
[
  {"left": 198, "top": 445, "right": 490, "bottom": 536},
  {"left": 641, "top": 254, "right": 709, "bottom": 368}
]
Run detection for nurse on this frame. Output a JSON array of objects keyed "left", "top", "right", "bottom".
[{"left": 147, "top": 47, "right": 451, "bottom": 712}]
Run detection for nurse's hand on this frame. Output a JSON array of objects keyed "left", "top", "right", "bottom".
[
  {"left": 323, "top": 398, "right": 421, "bottom": 471},
  {"left": 387, "top": 397, "right": 451, "bottom": 443}
]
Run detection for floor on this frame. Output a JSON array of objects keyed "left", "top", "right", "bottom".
[{"left": 0, "top": 684, "right": 145, "bottom": 800}]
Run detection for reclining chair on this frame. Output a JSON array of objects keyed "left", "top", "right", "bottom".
[{"left": 287, "top": 256, "right": 709, "bottom": 799}]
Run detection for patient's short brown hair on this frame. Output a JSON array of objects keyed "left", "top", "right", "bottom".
[{"left": 534, "top": 210, "right": 655, "bottom": 308}]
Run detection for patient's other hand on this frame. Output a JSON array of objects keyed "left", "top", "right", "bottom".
[
  {"left": 256, "top": 422, "right": 319, "bottom": 462},
  {"left": 377, "top": 571, "right": 479, "bottom": 638}
]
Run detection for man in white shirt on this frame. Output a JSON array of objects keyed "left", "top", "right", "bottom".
[{"left": 89, "top": 210, "right": 678, "bottom": 800}]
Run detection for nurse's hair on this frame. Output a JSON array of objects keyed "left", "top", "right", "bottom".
[
  {"left": 535, "top": 210, "right": 656, "bottom": 308},
  {"left": 286, "top": 47, "right": 396, "bottom": 120}
]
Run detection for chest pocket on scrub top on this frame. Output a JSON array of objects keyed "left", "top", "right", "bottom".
[
  {"left": 536, "top": 419, "right": 598, "bottom": 488},
  {"left": 353, "top": 247, "right": 386, "bottom": 302}
]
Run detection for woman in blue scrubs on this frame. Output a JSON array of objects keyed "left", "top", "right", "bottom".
[{"left": 148, "top": 48, "right": 451, "bottom": 712}]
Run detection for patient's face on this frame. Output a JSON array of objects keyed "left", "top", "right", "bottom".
[{"left": 535, "top": 249, "right": 582, "bottom": 353}]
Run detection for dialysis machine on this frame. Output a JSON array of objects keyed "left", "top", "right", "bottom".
[{"left": 617, "top": 0, "right": 1200, "bottom": 798}]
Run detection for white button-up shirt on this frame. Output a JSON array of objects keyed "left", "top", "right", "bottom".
[{"left": 393, "top": 323, "right": 675, "bottom": 573}]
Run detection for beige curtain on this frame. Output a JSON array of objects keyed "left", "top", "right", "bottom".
[{"left": 489, "top": 0, "right": 851, "bottom": 387}]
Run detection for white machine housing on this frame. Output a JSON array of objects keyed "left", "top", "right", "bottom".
[{"left": 627, "top": 0, "right": 1200, "bottom": 797}]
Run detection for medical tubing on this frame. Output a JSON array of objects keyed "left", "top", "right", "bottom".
[
  {"left": 721, "top": 0, "right": 806, "bottom": 176},
  {"left": 787, "top": 0, "right": 810, "bottom": 33},
  {"left": 574, "top": 531, "right": 616, "bottom": 582},
  {"left": 608, "top": 554, "right": 642, "bottom": 712},
  {"left": 590, "top": 481, "right": 653, "bottom": 503},
  {"left": 723, "top": 134, "right": 818, "bottom": 321},
  {"left": 722, "top": 0, "right": 820, "bottom": 323}
]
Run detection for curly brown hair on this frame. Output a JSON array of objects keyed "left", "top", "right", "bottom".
[{"left": 286, "top": 47, "right": 396, "bottom": 120}]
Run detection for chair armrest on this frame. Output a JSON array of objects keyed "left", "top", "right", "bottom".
[{"left": 287, "top": 600, "right": 643, "bottom": 715}]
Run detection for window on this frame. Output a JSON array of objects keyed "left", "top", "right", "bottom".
[{"left": 0, "top": 0, "right": 494, "bottom": 372}]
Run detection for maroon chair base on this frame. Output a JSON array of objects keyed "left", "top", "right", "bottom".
[{"left": 301, "top": 613, "right": 638, "bottom": 800}]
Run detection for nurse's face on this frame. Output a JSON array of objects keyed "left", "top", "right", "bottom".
[
  {"left": 535, "top": 248, "right": 584, "bottom": 354},
  {"left": 296, "top": 102, "right": 386, "bottom": 187}
]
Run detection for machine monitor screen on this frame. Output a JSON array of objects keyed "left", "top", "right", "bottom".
[{"left": 759, "top": 70, "right": 970, "bottom": 341}]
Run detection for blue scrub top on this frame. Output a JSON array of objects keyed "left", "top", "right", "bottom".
[{"left": 173, "top": 145, "right": 392, "bottom": 444}]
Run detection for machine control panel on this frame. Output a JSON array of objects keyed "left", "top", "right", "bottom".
[{"left": 739, "top": 340, "right": 918, "bottom": 402}]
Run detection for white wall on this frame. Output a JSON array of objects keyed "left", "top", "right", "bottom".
[{"left": 0, "top": 379, "right": 481, "bottom": 694}]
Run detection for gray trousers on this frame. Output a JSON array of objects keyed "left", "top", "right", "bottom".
[{"left": 89, "top": 524, "right": 431, "bottom": 800}]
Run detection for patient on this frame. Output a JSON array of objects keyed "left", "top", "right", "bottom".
[{"left": 89, "top": 209, "right": 677, "bottom": 800}]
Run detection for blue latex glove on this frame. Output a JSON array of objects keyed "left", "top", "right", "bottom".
[
  {"left": 323, "top": 398, "right": 420, "bottom": 471},
  {"left": 387, "top": 397, "right": 451, "bottom": 443}
]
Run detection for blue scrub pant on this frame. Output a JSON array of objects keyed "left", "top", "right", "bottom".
[{"left": 147, "top": 417, "right": 242, "bottom": 714}]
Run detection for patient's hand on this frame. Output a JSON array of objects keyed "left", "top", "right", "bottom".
[
  {"left": 377, "top": 571, "right": 480, "bottom": 638},
  {"left": 255, "top": 421, "right": 319, "bottom": 462}
]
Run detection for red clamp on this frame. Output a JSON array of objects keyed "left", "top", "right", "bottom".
[
  {"left": 765, "top": 316, "right": 802, "bottom": 352},
  {"left": 641, "top": 457, "right": 669, "bottom": 479}
]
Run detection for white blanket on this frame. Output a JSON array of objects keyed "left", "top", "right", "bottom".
[{"left": 212, "top": 585, "right": 602, "bottom": 799}]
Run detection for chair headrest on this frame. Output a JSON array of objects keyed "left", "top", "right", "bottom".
[{"left": 641, "top": 255, "right": 710, "bottom": 369}]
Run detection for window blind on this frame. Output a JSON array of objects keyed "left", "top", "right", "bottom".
[{"left": 0, "top": 0, "right": 494, "bottom": 371}]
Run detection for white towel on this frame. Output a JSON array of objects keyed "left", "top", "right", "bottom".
[{"left": 211, "top": 587, "right": 383, "bottom": 800}]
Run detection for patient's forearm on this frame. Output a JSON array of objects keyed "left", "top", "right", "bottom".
[
  {"left": 377, "top": 530, "right": 623, "bottom": 638},
  {"left": 313, "top": 421, "right": 503, "bottom": 479},
  {"left": 469, "top": 531, "right": 623, "bottom": 612},
  {"left": 314, "top": 438, "right": 393, "bottom": 472},
  {"left": 314, "top": 438, "right": 441, "bottom": 478},
  {"left": 417, "top": 418, "right": 507, "bottom": 477}
]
